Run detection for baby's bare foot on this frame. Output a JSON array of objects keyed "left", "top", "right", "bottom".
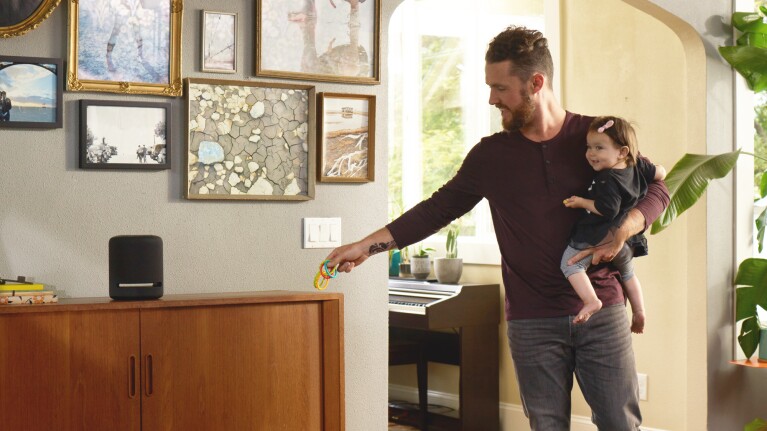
[{"left": 573, "top": 299, "right": 602, "bottom": 324}]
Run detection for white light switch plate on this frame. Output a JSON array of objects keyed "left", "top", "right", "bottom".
[{"left": 303, "top": 218, "right": 342, "bottom": 248}]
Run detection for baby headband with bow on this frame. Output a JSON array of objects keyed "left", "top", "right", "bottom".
[{"left": 597, "top": 120, "right": 614, "bottom": 133}]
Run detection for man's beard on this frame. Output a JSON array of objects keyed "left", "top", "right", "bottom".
[{"left": 500, "top": 90, "right": 535, "bottom": 132}]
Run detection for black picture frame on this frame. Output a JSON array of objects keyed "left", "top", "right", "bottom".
[
  {"left": 79, "top": 99, "right": 171, "bottom": 170},
  {"left": 0, "top": 55, "right": 63, "bottom": 129}
]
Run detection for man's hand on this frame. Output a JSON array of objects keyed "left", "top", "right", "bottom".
[
  {"left": 567, "top": 207, "right": 645, "bottom": 266},
  {"left": 325, "top": 227, "right": 396, "bottom": 273}
]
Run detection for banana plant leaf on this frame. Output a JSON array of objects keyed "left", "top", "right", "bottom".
[
  {"left": 745, "top": 418, "right": 767, "bottom": 431},
  {"left": 719, "top": 46, "right": 767, "bottom": 92},
  {"left": 650, "top": 150, "right": 741, "bottom": 234}
]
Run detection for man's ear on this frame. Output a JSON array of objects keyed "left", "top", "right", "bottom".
[{"left": 531, "top": 73, "right": 545, "bottom": 94}]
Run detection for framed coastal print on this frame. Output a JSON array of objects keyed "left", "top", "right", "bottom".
[
  {"left": 0, "top": 56, "right": 63, "bottom": 129},
  {"left": 201, "top": 10, "right": 237, "bottom": 73},
  {"left": 67, "top": 0, "right": 183, "bottom": 96},
  {"left": 0, "top": 0, "right": 61, "bottom": 38},
  {"left": 317, "top": 93, "right": 375, "bottom": 182},
  {"left": 185, "top": 78, "right": 315, "bottom": 201},
  {"left": 79, "top": 99, "right": 171, "bottom": 170},
  {"left": 256, "top": 0, "right": 380, "bottom": 84}
]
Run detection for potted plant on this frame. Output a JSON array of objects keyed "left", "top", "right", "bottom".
[
  {"left": 410, "top": 244, "right": 435, "bottom": 280},
  {"left": 435, "top": 225, "right": 463, "bottom": 284}
]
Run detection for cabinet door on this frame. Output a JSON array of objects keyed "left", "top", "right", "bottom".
[
  {"left": 140, "top": 302, "right": 325, "bottom": 430},
  {"left": 0, "top": 310, "right": 141, "bottom": 431}
]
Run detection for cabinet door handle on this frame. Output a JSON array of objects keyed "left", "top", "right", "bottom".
[
  {"left": 144, "top": 354, "right": 154, "bottom": 397},
  {"left": 128, "top": 355, "right": 137, "bottom": 399}
]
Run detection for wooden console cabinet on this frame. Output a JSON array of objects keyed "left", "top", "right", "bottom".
[{"left": 0, "top": 291, "right": 344, "bottom": 431}]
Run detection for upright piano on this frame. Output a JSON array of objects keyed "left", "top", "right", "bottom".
[{"left": 388, "top": 279, "right": 500, "bottom": 431}]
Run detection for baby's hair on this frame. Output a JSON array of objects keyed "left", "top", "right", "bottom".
[{"left": 588, "top": 116, "right": 639, "bottom": 166}]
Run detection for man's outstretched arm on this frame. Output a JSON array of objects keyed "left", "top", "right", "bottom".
[{"left": 326, "top": 227, "right": 397, "bottom": 273}]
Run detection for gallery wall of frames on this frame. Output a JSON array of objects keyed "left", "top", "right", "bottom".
[{"left": 0, "top": 0, "right": 380, "bottom": 201}]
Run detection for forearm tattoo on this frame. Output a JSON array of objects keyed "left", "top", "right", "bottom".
[{"left": 368, "top": 241, "right": 397, "bottom": 256}]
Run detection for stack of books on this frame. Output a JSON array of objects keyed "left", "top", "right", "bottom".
[{"left": 0, "top": 277, "right": 58, "bottom": 305}]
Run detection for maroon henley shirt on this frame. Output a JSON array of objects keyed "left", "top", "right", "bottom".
[{"left": 387, "top": 112, "right": 670, "bottom": 320}]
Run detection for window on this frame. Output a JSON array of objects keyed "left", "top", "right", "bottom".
[{"left": 387, "top": 0, "right": 558, "bottom": 264}]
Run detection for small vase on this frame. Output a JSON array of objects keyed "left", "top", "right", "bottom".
[
  {"left": 399, "top": 262, "right": 411, "bottom": 278},
  {"left": 434, "top": 257, "right": 463, "bottom": 284},
  {"left": 410, "top": 256, "right": 431, "bottom": 280},
  {"left": 389, "top": 250, "right": 401, "bottom": 277},
  {"left": 760, "top": 328, "right": 767, "bottom": 363}
]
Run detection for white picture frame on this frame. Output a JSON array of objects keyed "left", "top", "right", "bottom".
[{"left": 201, "top": 10, "right": 237, "bottom": 74}]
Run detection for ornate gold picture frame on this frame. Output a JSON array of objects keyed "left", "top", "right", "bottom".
[
  {"left": 0, "top": 0, "right": 61, "bottom": 38},
  {"left": 66, "top": 0, "right": 183, "bottom": 96}
]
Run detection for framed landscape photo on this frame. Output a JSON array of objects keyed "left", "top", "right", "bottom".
[
  {"left": 0, "top": 55, "right": 63, "bottom": 129},
  {"left": 186, "top": 78, "right": 315, "bottom": 201},
  {"left": 0, "top": 0, "right": 61, "bottom": 38},
  {"left": 201, "top": 10, "right": 237, "bottom": 73},
  {"left": 67, "top": 0, "right": 183, "bottom": 96},
  {"left": 79, "top": 100, "right": 171, "bottom": 170},
  {"left": 256, "top": 0, "right": 380, "bottom": 84},
  {"left": 317, "top": 92, "right": 375, "bottom": 183}
]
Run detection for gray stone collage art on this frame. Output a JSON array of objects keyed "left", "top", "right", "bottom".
[{"left": 187, "top": 83, "right": 309, "bottom": 197}]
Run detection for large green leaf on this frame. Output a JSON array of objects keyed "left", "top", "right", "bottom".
[
  {"left": 734, "top": 259, "right": 767, "bottom": 316},
  {"left": 650, "top": 151, "right": 741, "bottom": 234},
  {"left": 755, "top": 207, "right": 767, "bottom": 253},
  {"left": 732, "top": 12, "right": 767, "bottom": 33},
  {"left": 719, "top": 46, "right": 767, "bottom": 92},
  {"left": 745, "top": 418, "right": 767, "bottom": 431},
  {"left": 738, "top": 316, "right": 760, "bottom": 359},
  {"left": 737, "top": 32, "right": 767, "bottom": 48}
]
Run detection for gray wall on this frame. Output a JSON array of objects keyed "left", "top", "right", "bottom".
[{"left": 0, "top": 1, "right": 394, "bottom": 429}]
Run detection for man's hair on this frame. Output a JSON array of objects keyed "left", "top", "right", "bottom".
[{"left": 485, "top": 26, "right": 553, "bottom": 88}]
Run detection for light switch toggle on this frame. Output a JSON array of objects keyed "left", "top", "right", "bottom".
[{"left": 303, "top": 218, "right": 342, "bottom": 248}]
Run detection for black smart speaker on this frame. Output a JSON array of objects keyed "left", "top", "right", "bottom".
[{"left": 109, "top": 235, "right": 163, "bottom": 300}]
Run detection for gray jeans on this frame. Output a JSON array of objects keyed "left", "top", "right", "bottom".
[{"left": 506, "top": 304, "right": 641, "bottom": 430}]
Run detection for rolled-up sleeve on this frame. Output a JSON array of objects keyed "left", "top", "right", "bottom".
[{"left": 635, "top": 180, "right": 670, "bottom": 232}]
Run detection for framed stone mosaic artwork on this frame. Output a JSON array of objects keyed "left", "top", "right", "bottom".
[
  {"left": 79, "top": 99, "right": 170, "bottom": 170},
  {"left": 317, "top": 92, "right": 375, "bottom": 183},
  {"left": 66, "top": 0, "right": 183, "bottom": 96},
  {"left": 256, "top": 0, "right": 380, "bottom": 84},
  {"left": 0, "top": 0, "right": 61, "bottom": 38},
  {"left": 185, "top": 78, "right": 315, "bottom": 201}
]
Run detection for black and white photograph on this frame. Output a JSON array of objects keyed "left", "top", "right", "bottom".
[
  {"left": 79, "top": 99, "right": 170, "bottom": 170},
  {"left": 202, "top": 10, "right": 237, "bottom": 73}
]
